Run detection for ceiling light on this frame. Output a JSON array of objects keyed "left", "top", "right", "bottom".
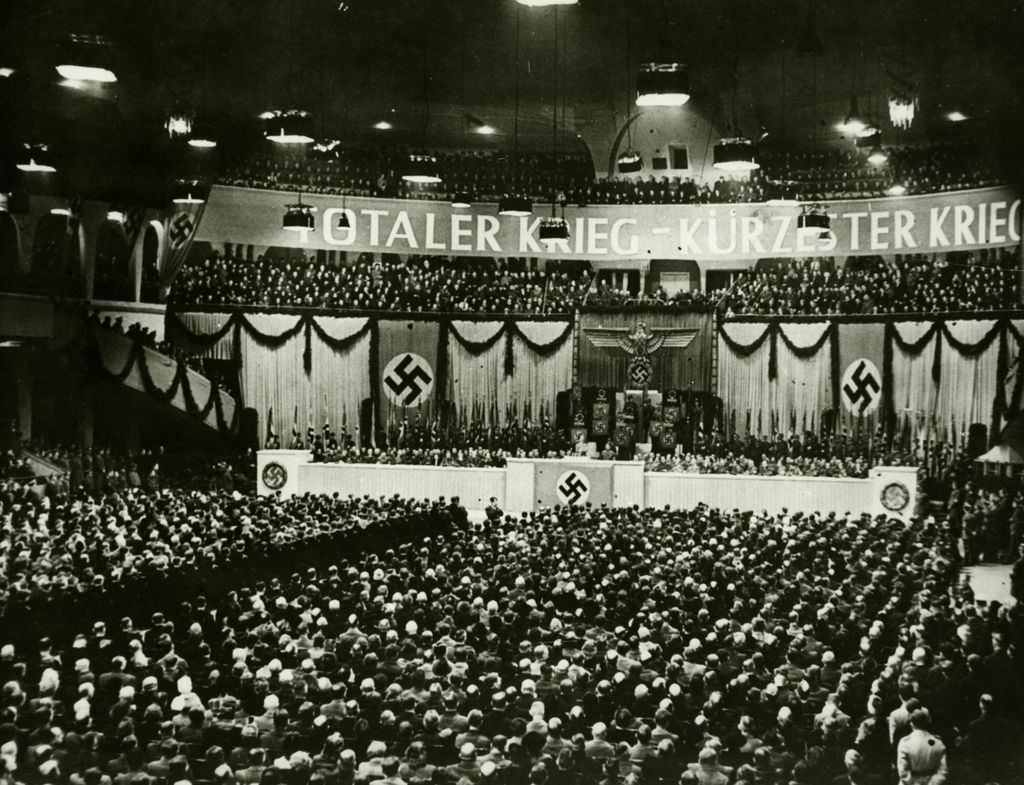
[
  {"left": 187, "top": 119, "right": 217, "bottom": 148},
  {"left": 56, "top": 64, "right": 117, "bottom": 83},
  {"left": 947, "top": 111, "right": 967, "bottom": 122},
  {"left": 886, "top": 184, "right": 907, "bottom": 196},
  {"left": 888, "top": 94, "right": 917, "bottom": 129},
  {"left": 283, "top": 201, "right": 316, "bottom": 231},
  {"left": 374, "top": 120, "right": 393, "bottom": 131},
  {"left": 166, "top": 113, "right": 192, "bottom": 139},
  {"left": 0, "top": 68, "right": 14, "bottom": 78},
  {"left": 171, "top": 180, "right": 206, "bottom": 204},
  {"left": 797, "top": 205, "right": 829, "bottom": 237},
  {"left": 636, "top": 63, "right": 690, "bottom": 107},
  {"left": 107, "top": 210, "right": 125, "bottom": 222},
  {"left": 50, "top": 207, "right": 71, "bottom": 216},
  {"left": 539, "top": 217, "right": 570, "bottom": 242},
  {"left": 867, "top": 147, "right": 888, "bottom": 166},
  {"left": 499, "top": 195, "right": 533, "bottom": 217},
  {"left": 475, "top": 125, "right": 497, "bottom": 135},
  {"left": 451, "top": 192, "right": 472, "bottom": 209},
  {"left": 263, "top": 110, "right": 314, "bottom": 144},
  {"left": 401, "top": 155, "right": 442, "bottom": 184},
  {"left": 713, "top": 138, "right": 760, "bottom": 171},
  {"left": 617, "top": 151, "right": 643, "bottom": 174},
  {"left": 16, "top": 144, "right": 57, "bottom": 173},
  {"left": 188, "top": 137, "right": 217, "bottom": 149},
  {"left": 337, "top": 212, "right": 351, "bottom": 229},
  {"left": 516, "top": 0, "right": 578, "bottom": 5}
]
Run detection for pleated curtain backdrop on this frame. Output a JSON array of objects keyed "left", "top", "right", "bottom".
[
  {"left": 177, "top": 312, "right": 236, "bottom": 360},
  {"left": 447, "top": 321, "right": 506, "bottom": 424},
  {"left": 511, "top": 322, "right": 573, "bottom": 419},
  {"left": 776, "top": 323, "right": 832, "bottom": 435},
  {"left": 237, "top": 314, "right": 370, "bottom": 440},
  {"left": 940, "top": 320, "right": 999, "bottom": 432},
  {"left": 717, "top": 322, "right": 773, "bottom": 436}
]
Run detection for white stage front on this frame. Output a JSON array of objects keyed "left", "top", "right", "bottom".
[{"left": 258, "top": 451, "right": 920, "bottom": 520}]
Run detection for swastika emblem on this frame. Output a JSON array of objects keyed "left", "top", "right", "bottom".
[
  {"left": 556, "top": 470, "right": 590, "bottom": 506},
  {"left": 628, "top": 356, "right": 653, "bottom": 388},
  {"left": 383, "top": 353, "right": 434, "bottom": 408},
  {"left": 841, "top": 358, "right": 881, "bottom": 416},
  {"left": 262, "top": 462, "right": 288, "bottom": 491},
  {"left": 169, "top": 212, "right": 195, "bottom": 249}
]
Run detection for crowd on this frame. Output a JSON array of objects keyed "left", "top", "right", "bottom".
[
  {"left": 216, "top": 141, "right": 1005, "bottom": 205},
  {"left": 170, "top": 253, "right": 591, "bottom": 315},
  {"left": 948, "top": 480, "right": 1024, "bottom": 566},
  {"left": 721, "top": 250, "right": 1021, "bottom": 316},
  {"left": 91, "top": 315, "right": 207, "bottom": 374},
  {"left": 0, "top": 477, "right": 1021, "bottom": 785}
]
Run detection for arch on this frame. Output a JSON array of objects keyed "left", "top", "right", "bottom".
[
  {"left": 140, "top": 220, "right": 164, "bottom": 302},
  {"left": 0, "top": 212, "right": 21, "bottom": 289},
  {"left": 94, "top": 219, "right": 132, "bottom": 301}
]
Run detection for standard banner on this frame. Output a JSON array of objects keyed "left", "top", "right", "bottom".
[
  {"left": 378, "top": 319, "right": 440, "bottom": 427},
  {"left": 198, "top": 185, "right": 1021, "bottom": 261},
  {"left": 836, "top": 322, "right": 887, "bottom": 431},
  {"left": 534, "top": 461, "right": 614, "bottom": 509}
]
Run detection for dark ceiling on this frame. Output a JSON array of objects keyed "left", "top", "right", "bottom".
[{"left": 1, "top": 0, "right": 1022, "bottom": 203}]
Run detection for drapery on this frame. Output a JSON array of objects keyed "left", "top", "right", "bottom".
[
  {"left": 169, "top": 312, "right": 573, "bottom": 437},
  {"left": 447, "top": 321, "right": 506, "bottom": 425},
  {"left": 717, "top": 322, "right": 832, "bottom": 436},
  {"left": 719, "top": 316, "right": 1016, "bottom": 444}
]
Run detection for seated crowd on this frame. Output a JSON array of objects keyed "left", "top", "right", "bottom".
[
  {"left": 303, "top": 415, "right": 932, "bottom": 481},
  {"left": 89, "top": 315, "right": 206, "bottom": 375},
  {"left": 0, "top": 476, "right": 1022, "bottom": 785},
  {"left": 722, "top": 250, "right": 1021, "bottom": 316},
  {"left": 170, "top": 254, "right": 590, "bottom": 315},
  {"left": 216, "top": 140, "right": 1005, "bottom": 205},
  {"left": 169, "top": 249, "right": 1019, "bottom": 317}
]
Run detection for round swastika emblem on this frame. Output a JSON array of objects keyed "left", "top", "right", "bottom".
[
  {"left": 881, "top": 482, "right": 910, "bottom": 512},
  {"left": 841, "top": 358, "right": 882, "bottom": 416},
  {"left": 556, "top": 470, "right": 590, "bottom": 506},
  {"left": 262, "top": 462, "right": 288, "bottom": 491},
  {"left": 383, "top": 353, "right": 435, "bottom": 408}
]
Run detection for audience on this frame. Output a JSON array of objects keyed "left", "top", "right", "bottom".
[
  {"left": 0, "top": 486, "right": 1021, "bottom": 784},
  {"left": 216, "top": 140, "right": 1007, "bottom": 205},
  {"left": 722, "top": 250, "right": 1020, "bottom": 316},
  {"left": 170, "top": 253, "right": 590, "bottom": 315}
]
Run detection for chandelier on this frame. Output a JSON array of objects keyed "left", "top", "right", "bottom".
[{"left": 888, "top": 93, "right": 917, "bottom": 130}]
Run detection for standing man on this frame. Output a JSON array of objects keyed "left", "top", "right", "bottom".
[{"left": 896, "top": 709, "right": 947, "bottom": 785}]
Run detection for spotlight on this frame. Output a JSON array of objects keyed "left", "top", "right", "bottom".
[
  {"left": 636, "top": 63, "right": 690, "bottom": 107},
  {"left": 498, "top": 195, "right": 533, "bottom": 217},
  {"left": 712, "top": 138, "right": 760, "bottom": 172}
]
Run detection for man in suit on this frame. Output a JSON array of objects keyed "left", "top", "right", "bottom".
[{"left": 896, "top": 709, "right": 947, "bottom": 785}]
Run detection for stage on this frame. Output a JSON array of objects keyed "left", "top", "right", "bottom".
[{"left": 258, "top": 451, "right": 920, "bottom": 520}]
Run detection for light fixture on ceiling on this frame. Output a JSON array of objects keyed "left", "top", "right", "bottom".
[
  {"left": 50, "top": 207, "right": 71, "bottom": 216},
  {"left": 171, "top": 180, "right": 206, "bottom": 205},
  {"left": 165, "top": 112, "right": 193, "bottom": 140},
  {"left": 337, "top": 212, "right": 350, "bottom": 229},
  {"left": 947, "top": 111, "right": 967, "bottom": 122},
  {"left": 516, "top": 0, "right": 577, "bottom": 6},
  {"left": 283, "top": 197, "right": 316, "bottom": 231},
  {"left": 867, "top": 146, "right": 888, "bottom": 166},
  {"left": 617, "top": 151, "right": 643, "bottom": 173},
  {"left": 886, "top": 184, "right": 907, "bottom": 196},
  {"left": 16, "top": 144, "right": 57, "bottom": 173},
  {"left": 187, "top": 120, "right": 217, "bottom": 148},
  {"left": 56, "top": 34, "right": 117, "bottom": 83},
  {"left": 401, "top": 155, "right": 442, "bottom": 184},
  {"left": 796, "top": 204, "right": 830, "bottom": 237},
  {"left": 107, "top": 210, "right": 125, "bottom": 223},
  {"left": 451, "top": 192, "right": 472, "bottom": 209},
  {"left": 0, "top": 68, "right": 14, "bottom": 78},
  {"left": 636, "top": 63, "right": 690, "bottom": 107},
  {"left": 713, "top": 137, "right": 760, "bottom": 172},
  {"left": 373, "top": 120, "right": 393, "bottom": 131},
  {"left": 888, "top": 93, "right": 917, "bottom": 130},
  {"left": 498, "top": 195, "right": 533, "bottom": 217},
  {"left": 262, "top": 110, "right": 315, "bottom": 144},
  {"left": 539, "top": 215, "right": 570, "bottom": 243}
]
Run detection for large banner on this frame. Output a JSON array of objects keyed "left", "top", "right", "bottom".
[
  {"left": 378, "top": 319, "right": 440, "bottom": 429},
  {"left": 198, "top": 185, "right": 1021, "bottom": 261},
  {"left": 534, "top": 461, "right": 614, "bottom": 509}
]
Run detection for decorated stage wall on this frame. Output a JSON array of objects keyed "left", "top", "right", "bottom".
[
  {"left": 168, "top": 311, "right": 573, "bottom": 441},
  {"left": 717, "top": 316, "right": 1024, "bottom": 444}
]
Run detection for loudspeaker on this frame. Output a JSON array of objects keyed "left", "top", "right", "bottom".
[
  {"left": 238, "top": 407, "right": 259, "bottom": 452},
  {"left": 967, "top": 423, "right": 988, "bottom": 458}
]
